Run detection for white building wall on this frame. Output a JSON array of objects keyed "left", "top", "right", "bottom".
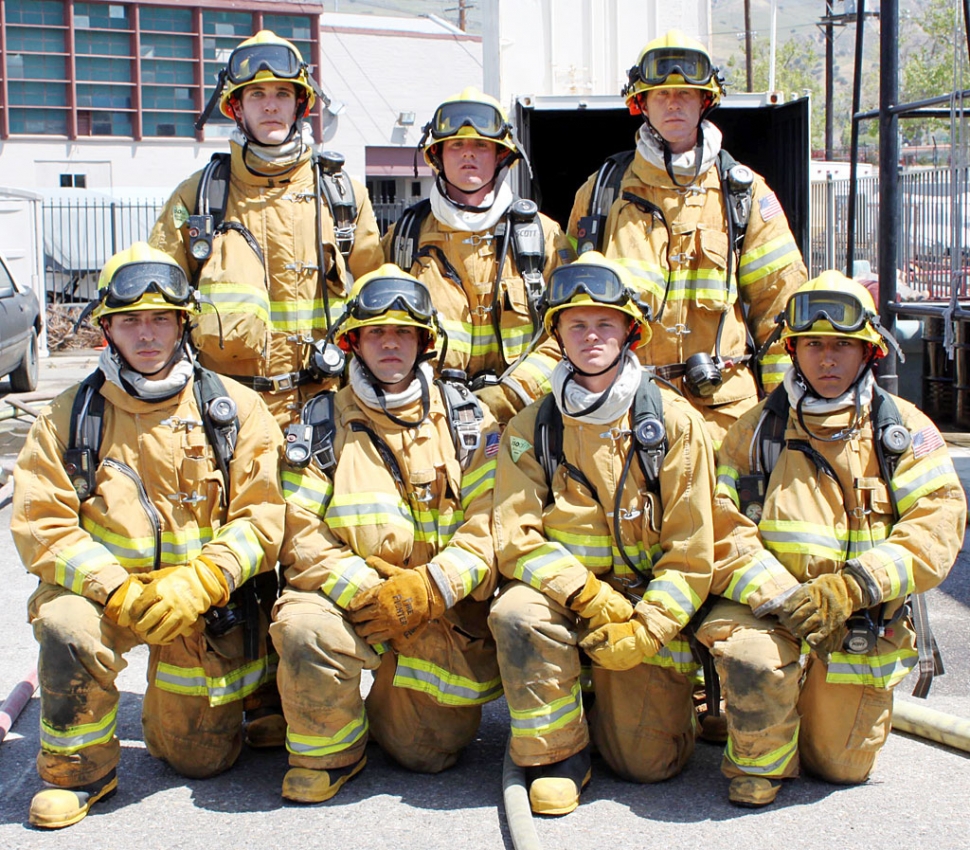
[{"left": 483, "top": 0, "right": 710, "bottom": 103}]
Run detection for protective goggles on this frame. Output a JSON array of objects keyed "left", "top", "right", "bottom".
[
  {"left": 351, "top": 277, "right": 435, "bottom": 322},
  {"left": 427, "top": 100, "right": 508, "bottom": 140},
  {"left": 546, "top": 263, "right": 632, "bottom": 308},
  {"left": 637, "top": 47, "right": 715, "bottom": 87},
  {"left": 785, "top": 290, "right": 872, "bottom": 333},
  {"left": 227, "top": 43, "right": 303, "bottom": 86},
  {"left": 102, "top": 263, "right": 191, "bottom": 309}
]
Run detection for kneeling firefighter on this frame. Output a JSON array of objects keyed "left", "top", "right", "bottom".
[
  {"left": 271, "top": 264, "right": 503, "bottom": 802},
  {"left": 12, "top": 243, "right": 285, "bottom": 829}
]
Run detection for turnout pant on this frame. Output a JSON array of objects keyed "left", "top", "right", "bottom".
[{"left": 489, "top": 581, "right": 695, "bottom": 782}]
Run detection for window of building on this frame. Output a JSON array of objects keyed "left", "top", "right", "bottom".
[
  {"left": 0, "top": 2, "right": 320, "bottom": 140},
  {"left": 60, "top": 173, "right": 87, "bottom": 187}
]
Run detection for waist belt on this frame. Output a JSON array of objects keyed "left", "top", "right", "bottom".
[
  {"left": 647, "top": 352, "right": 751, "bottom": 382},
  {"left": 230, "top": 369, "right": 316, "bottom": 393}
]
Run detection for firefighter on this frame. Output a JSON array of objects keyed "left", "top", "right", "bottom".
[
  {"left": 270, "top": 265, "right": 502, "bottom": 803},
  {"left": 697, "top": 272, "right": 967, "bottom": 807},
  {"left": 489, "top": 252, "right": 718, "bottom": 815},
  {"left": 12, "top": 244, "right": 285, "bottom": 829},
  {"left": 567, "top": 30, "right": 807, "bottom": 446},
  {"left": 150, "top": 29, "right": 383, "bottom": 429},
  {"left": 384, "top": 87, "right": 575, "bottom": 425}
]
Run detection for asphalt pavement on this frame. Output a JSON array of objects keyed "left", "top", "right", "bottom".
[{"left": 0, "top": 351, "right": 967, "bottom": 850}]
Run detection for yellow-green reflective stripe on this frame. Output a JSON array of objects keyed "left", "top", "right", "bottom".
[
  {"left": 154, "top": 654, "right": 276, "bottom": 706},
  {"left": 393, "top": 655, "right": 502, "bottom": 705},
  {"left": 643, "top": 637, "right": 697, "bottom": 673},
  {"left": 724, "top": 549, "right": 789, "bottom": 606},
  {"left": 863, "top": 543, "right": 914, "bottom": 599},
  {"left": 40, "top": 705, "right": 117, "bottom": 754},
  {"left": 716, "top": 464, "right": 741, "bottom": 507},
  {"left": 613, "top": 258, "right": 667, "bottom": 301},
  {"left": 508, "top": 682, "right": 582, "bottom": 738},
  {"left": 282, "top": 469, "right": 332, "bottom": 516},
  {"left": 54, "top": 539, "right": 117, "bottom": 593},
  {"left": 548, "top": 526, "right": 612, "bottom": 569},
  {"left": 739, "top": 236, "right": 802, "bottom": 285},
  {"left": 285, "top": 711, "right": 368, "bottom": 757},
  {"left": 461, "top": 460, "right": 495, "bottom": 509},
  {"left": 761, "top": 519, "right": 843, "bottom": 559},
  {"left": 611, "top": 541, "right": 652, "bottom": 574},
  {"left": 199, "top": 284, "right": 270, "bottom": 323},
  {"left": 644, "top": 576, "right": 700, "bottom": 625},
  {"left": 514, "top": 543, "right": 574, "bottom": 588},
  {"left": 81, "top": 518, "right": 211, "bottom": 568},
  {"left": 326, "top": 493, "right": 413, "bottom": 532},
  {"left": 434, "top": 548, "right": 489, "bottom": 598},
  {"left": 825, "top": 647, "right": 917, "bottom": 688},
  {"left": 725, "top": 729, "right": 799, "bottom": 775},
  {"left": 213, "top": 520, "right": 264, "bottom": 585},
  {"left": 439, "top": 317, "right": 473, "bottom": 354},
  {"left": 321, "top": 553, "right": 371, "bottom": 608},
  {"left": 893, "top": 458, "right": 959, "bottom": 514}
]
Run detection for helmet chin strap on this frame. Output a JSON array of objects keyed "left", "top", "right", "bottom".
[
  {"left": 102, "top": 320, "right": 191, "bottom": 379},
  {"left": 645, "top": 116, "right": 705, "bottom": 188},
  {"left": 790, "top": 346, "right": 878, "bottom": 442},
  {"left": 352, "top": 344, "right": 432, "bottom": 427},
  {"left": 556, "top": 327, "right": 638, "bottom": 418}
]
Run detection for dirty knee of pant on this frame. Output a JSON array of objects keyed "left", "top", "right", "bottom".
[{"left": 145, "top": 731, "right": 242, "bottom": 779}]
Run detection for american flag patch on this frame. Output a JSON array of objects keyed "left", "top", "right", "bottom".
[
  {"left": 912, "top": 426, "right": 945, "bottom": 458},
  {"left": 759, "top": 192, "right": 784, "bottom": 222},
  {"left": 484, "top": 432, "right": 500, "bottom": 457}
]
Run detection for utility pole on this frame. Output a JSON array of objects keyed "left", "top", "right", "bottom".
[
  {"left": 825, "top": 0, "right": 834, "bottom": 159},
  {"left": 745, "top": 0, "right": 753, "bottom": 92}
]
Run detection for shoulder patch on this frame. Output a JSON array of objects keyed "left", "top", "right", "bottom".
[
  {"left": 510, "top": 436, "right": 532, "bottom": 463},
  {"left": 758, "top": 192, "right": 783, "bottom": 223},
  {"left": 485, "top": 432, "right": 500, "bottom": 458},
  {"left": 172, "top": 202, "right": 190, "bottom": 228}
]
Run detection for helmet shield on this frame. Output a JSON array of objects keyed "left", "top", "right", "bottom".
[
  {"left": 103, "top": 262, "right": 191, "bottom": 311},
  {"left": 546, "top": 263, "right": 632, "bottom": 310},
  {"left": 639, "top": 46, "right": 715, "bottom": 88},
  {"left": 353, "top": 275, "right": 435, "bottom": 324},
  {"left": 429, "top": 100, "right": 509, "bottom": 140},
  {"left": 785, "top": 289, "right": 871, "bottom": 334},
  {"left": 228, "top": 42, "right": 303, "bottom": 86}
]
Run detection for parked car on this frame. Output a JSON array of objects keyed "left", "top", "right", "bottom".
[{"left": 0, "top": 251, "right": 43, "bottom": 392}]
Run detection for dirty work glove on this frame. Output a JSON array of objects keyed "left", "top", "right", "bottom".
[
  {"left": 129, "top": 558, "right": 230, "bottom": 646},
  {"left": 473, "top": 382, "right": 522, "bottom": 426},
  {"left": 346, "top": 556, "right": 447, "bottom": 646},
  {"left": 568, "top": 573, "right": 634, "bottom": 631},
  {"left": 778, "top": 572, "right": 869, "bottom": 650},
  {"left": 103, "top": 574, "right": 155, "bottom": 628},
  {"left": 579, "top": 609, "right": 661, "bottom": 672}
]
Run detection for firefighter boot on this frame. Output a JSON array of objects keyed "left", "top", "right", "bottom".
[
  {"left": 245, "top": 710, "right": 287, "bottom": 749},
  {"left": 526, "top": 747, "right": 592, "bottom": 816},
  {"left": 28, "top": 769, "right": 118, "bottom": 829},
  {"left": 282, "top": 755, "right": 367, "bottom": 804},
  {"left": 728, "top": 776, "right": 782, "bottom": 808}
]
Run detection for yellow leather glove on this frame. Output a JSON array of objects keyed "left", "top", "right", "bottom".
[
  {"left": 103, "top": 574, "right": 154, "bottom": 628},
  {"left": 568, "top": 573, "right": 634, "bottom": 631},
  {"left": 129, "top": 558, "right": 230, "bottom": 646},
  {"left": 346, "top": 556, "right": 447, "bottom": 646},
  {"left": 579, "top": 612, "right": 661, "bottom": 672},
  {"left": 778, "top": 572, "right": 869, "bottom": 650},
  {"left": 473, "top": 382, "right": 522, "bottom": 427}
]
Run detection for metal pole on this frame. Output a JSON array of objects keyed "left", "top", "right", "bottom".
[
  {"left": 745, "top": 0, "right": 754, "bottom": 92},
  {"left": 825, "top": 1, "right": 834, "bottom": 159},
  {"left": 846, "top": 0, "right": 867, "bottom": 274},
  {"left": 878, "top": 0, "right": 899, "bottom": 393}
]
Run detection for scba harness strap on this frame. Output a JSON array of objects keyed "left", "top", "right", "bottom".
[
  {"left": 188, "top": 149, "right": 360, "bottom": 271},
  {"left": 284, "top": 380, "right": 486, "bottom": 477}
]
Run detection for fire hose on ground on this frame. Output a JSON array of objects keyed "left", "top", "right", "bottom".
[
  {"left": 892, "top": 699, "right": 970, "bottom": 753},
  {"left": 0, "top": 667, "right": 38, "bottom": 745}
]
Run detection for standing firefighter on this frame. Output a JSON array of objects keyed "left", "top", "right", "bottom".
[
  {"left": 697, "top": 272, "right": 967, "bottom": 807},
  {"left": 567, "top": 30, "right": 807, "bottom": 445},
  {"left": 385, "top": 87, "right": 575, "bottom": 425},
  {"left": 12, "top": 244, "right": 285, "bottom": 829},
  {"left": 489, "top": 253, "right": 719, "bottom": 815},
  {"left": 271, "top": 265, "right": 502, "bottom": 803},
  {"left": 150, "top": 29, "right": 383, "bottom": 429}
]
